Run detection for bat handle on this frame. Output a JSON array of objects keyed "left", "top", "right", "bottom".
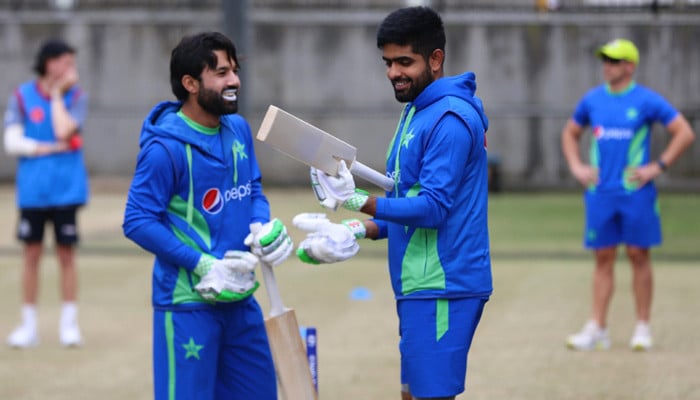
[
  {"left": 250, "top": 223, "right": 287, "bottom": 317},
  {"left": 350, "top": 161, "right": 394, "bottom": 192}
]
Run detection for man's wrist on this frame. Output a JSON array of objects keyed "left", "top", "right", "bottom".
[{"left": 656, "top": 159, "right": 668, "bottom": 172}]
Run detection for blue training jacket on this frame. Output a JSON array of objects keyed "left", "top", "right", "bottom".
[
  {"left": 374, "top": 72, "right": 493, "bottom": 300},
  {"left": 122, "top": 101, "right": 270, "bottom": 310}
]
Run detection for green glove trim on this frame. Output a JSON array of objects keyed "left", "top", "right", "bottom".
[
  {"left": 215, "top": 281, "right": 260, "bottom": 302},
  {"left": 194, "top": 254, "right": 216, "bottom": 276},
  {"left": 258, "top": 219, "right": 285, "bottom": 247},
  {"left": 343, "top": 189, "right": 369, "bottom": 212},
  {"left": 342, "top": 218, "right": 366, "bottom": 239},
  {"left": 296, "top": 247, "right": 320, "bottom": 265}
]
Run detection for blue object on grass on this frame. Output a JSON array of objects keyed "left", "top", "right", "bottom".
[{"left": 350, "top": 286, "right": 372, "bottom": 301}]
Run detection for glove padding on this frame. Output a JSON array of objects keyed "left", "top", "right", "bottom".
[
  {"left": 244, "top": 218, "right": 294, "bottom": 266},
  {"left": 311, "top": 160, "right": 369, "bottom": 212},
  {"left": 293, "top": 213, "right": 363, "bottom": 264},
  {"left": 194, "top": 251, "right": 260, "bottom": 302}
]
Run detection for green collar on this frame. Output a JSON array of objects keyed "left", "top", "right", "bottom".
[
  {"left": 605, "top": 80, "right": 636, "bottom": 96},
  {"left": 177, "top": 110, "right": 220, "bottom": 135}
]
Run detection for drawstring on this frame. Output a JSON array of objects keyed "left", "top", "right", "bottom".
[{"left": 386, "top": 104, "right": 416, "bottom": 196}]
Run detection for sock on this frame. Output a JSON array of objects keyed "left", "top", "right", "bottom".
[
  {"left": 60, "top": 302, "right": 78, "bottom": 328},
  {"left": 21, "top": 304, "right": 37, "bottom": 329},
  {"left": 635, "top": 321, "right": 651, "bottom": 335}
]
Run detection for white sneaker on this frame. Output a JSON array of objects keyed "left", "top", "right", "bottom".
[
  {"left": 629, "top": 322, "right": 653, "bottom": 351},
  {"left": 60, "top": 323, "right": 83, "bottom": 348},
  {"left": 566, "top": 320, "right": 610, "bottom": 351},
  {"left": 7, "top": 324, "right": 39, "bottom": 348}
]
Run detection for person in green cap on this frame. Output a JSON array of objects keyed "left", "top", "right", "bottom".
[{"left": 561, "top": 38, "right": 695, "bottom": 351}]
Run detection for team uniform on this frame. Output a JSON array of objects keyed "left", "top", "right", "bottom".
[
  {"left": 571, "top": 82, "right": 679, "bottom": 249},
  {"left": 373, "top": 72, "right": 492, "bottom": 398},
  {"left": 122, "top": 101, "right": 276, "bottom": 400},
  {"left": 4, "top": 80, "right": 89, "bottom": 244}
]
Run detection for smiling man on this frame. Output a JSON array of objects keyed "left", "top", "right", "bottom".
[
  {"left": 122, "top": 32, "right": 294, "bottom": 399},
  {"left": 562, "top": 38, "right": 695, "bottom": 352},
  {"left": 293, "top": 7, "right": 493, "bottom": 400}
]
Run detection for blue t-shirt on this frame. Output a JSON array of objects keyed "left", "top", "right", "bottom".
[{"left": 572, "top": 82, "right": 678, "bottom": 194}]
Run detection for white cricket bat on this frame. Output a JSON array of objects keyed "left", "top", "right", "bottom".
[
  {"left": 256, "top": 105, "right": 394, "bottom": 191},
  {"left": 250, "top": 223, "right": 318, "bottom": 400}
]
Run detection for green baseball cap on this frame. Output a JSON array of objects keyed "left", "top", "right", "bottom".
[{"left": 596, "top": 39, "right": 639, "bottom": 64}]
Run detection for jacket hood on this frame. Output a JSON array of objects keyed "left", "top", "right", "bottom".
[
  {"left": 139, "top": 101, "right": 209, "bottom": 149},
  {"left": 412, "top": 71, "right": 489, "bottom": 132}
]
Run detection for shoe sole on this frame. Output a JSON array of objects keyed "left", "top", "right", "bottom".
[
  {"left": 566, "top": 340, "right": 610, "bottom": 351},
  {"left": 7, "top": 340, "right": 39, "bottom": 349},
  {"left": 630, "top": 343, "right": 652, "bottom": 351},
  {"left": 60, "top": 340, "right": 83, "bottom": 348}
]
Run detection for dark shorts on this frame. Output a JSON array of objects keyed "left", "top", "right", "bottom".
[{"left": 17, "top": 206, "right": 80, "bottom": 245}]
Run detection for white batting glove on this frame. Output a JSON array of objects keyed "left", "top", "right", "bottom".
[
  {"left": 244, "top": 218, "right": 294, "bottom": 266},
  {"left": 311, "top": 160, "right": 369, "bottom": 212},
  {"left": 194, "top": 251, "right": 260, "bottom": 302},
  {"left": 292, "top": 212, "right": 365, "bottom": 265}
]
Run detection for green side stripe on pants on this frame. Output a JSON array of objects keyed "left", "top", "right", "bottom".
[
  {"left": 165, "top": 311, "right": 176, "bottom": 400},
  {"left": 437, "top": 299, "right": 449, "bottom": 341}
]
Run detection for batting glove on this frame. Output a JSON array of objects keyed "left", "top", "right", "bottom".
[
  {"left": 194, "top": 251, "right": 260, "bottom": 302},
  {"left": 293, "top": 212, "right": 364, "bottom": 265},
  {"left": 311, "top": 160, "right": 369, "bottom": 212},
  {"left": 244, "top": 218, "right": 294, "bottom": 267}
]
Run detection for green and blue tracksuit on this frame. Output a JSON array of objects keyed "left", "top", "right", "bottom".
[
  {"left": 373, "top": 72, "right": 493, "bottom": 398},
  {"left": 122, "top": 101, "right": 275, "bottom": 400},
  {"left": 572, "top": 82, "right": 679, "bottom": 248}
]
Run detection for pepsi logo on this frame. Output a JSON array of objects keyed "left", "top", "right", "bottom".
[{"left": 202, "top": 188, "right": 224, "bottom": 214}]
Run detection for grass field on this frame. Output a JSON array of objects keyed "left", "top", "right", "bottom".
[{"left": 0, "top": 179, "right": 698, "bottom": 400}]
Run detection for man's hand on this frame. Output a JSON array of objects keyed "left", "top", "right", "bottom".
[
  {"left": 624, "top": 162, "right": 663, "bottom": 190},
  {"left": 194, "top": 251, "right": 259, "bottom": 302},
  {"left": 311, "top": 160, "right": 369, "bottom": 211},
  {"left": 244, "top": 218, "right": 294, "bottom": 266},
  {"left": 570, "top": 163, "right": 599, "bottom": 189},
  {"left": 52, "top": 66, "right": 79, "bottom": 95},
  {"left": 292, "top": 213, "right": 364, "bottom": 264}
]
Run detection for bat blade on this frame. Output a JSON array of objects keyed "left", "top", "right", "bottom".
[
  {"left": 257, "top": 105, "right": 394, "bottom": 191},
  {"left": 257, "top": 105, "right": 356, "bottom": 177},
  {"left": 265, "top": 310, "right": 318, "bottom": 400}
]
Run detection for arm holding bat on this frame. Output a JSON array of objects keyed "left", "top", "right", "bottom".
[{"left": 244, "top": 218, "right": 294, "bottom": 266}]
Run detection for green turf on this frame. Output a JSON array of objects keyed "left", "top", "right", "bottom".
[{"left": 0, "top": 183, "right": 698, "bottom": 400}]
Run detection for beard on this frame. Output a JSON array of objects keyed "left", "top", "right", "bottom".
[
  {"left": 392, "top": 67, "right": 433, "bottom": 103},
  {"left": 197, "top": 86, "right": 238, "bottom": 116}
]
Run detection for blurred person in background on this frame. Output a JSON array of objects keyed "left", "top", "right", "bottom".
[
  {"left": 562, "top": 38, "right": 695, "bottom": 352},
  {"left": 3, "top": 39, "right": 89, "bottom": 348}
]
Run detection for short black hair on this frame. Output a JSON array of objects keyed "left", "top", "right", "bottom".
[
  {"left": 376, "top": 6, "right": 446, "bottom": 62},
  {"left": 33, "top": 39, "right": 75, "bottom": 76},
  {"left": 169, "top": 31, "right": 240, "bottom": 101}
]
